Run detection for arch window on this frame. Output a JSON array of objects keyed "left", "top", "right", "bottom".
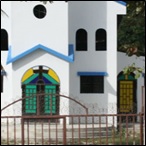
[
  {"left": 76, "top": 29, "right": 87, "bottom": 51},
  {"left": 1, "top": 29, "right": 8, "bottom": 51},
  {"left": 96, "top": 29, "right": 106, "bottom": 51}
]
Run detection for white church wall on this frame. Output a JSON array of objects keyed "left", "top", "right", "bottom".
[
  {"left": 1, "top": 52, "right": 13, "bottom": 111},
  {"left": 1, "top": 1, "right": 11, "bottom": 31},
  {"left": 10, "top": 1, "right": 68, "bottom": 57},
  {"left": 1, "top": 1, "right": 13, "bottom": 112},
  {"left": 69, "top": 1, "right": 108, "bottom": 114},
  {"left": 69, "top": 1, "right": 126, "bottom": 117},
  {"left": 2, "top": 1, "right": 143, "bottom": 125},
  {"left": 106, "top": 1, "right": 126, "bottom": 115}
]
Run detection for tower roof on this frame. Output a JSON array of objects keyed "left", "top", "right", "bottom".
[{"left": 115, "top": 1, "right": 126, "bottom": 6}]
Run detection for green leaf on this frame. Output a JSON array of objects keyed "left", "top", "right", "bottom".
[
  {"left": 123, "top": 68, "right": 128, "bottom": 74},
  {"left": 138, "top": 68, "right": 143, "bottom": 73}
]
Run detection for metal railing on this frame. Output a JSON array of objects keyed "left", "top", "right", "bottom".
[
  {"left": 1, "top": 93, "right": 144, "bottom": 145},
  {"left": 1, "top": 113, "right": 144, "bottom": 145}
]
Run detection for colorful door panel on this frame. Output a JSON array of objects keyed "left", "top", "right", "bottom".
[
  {"left": 25, "top": 85, "right": 37, "bottom": 114},
  {"left": 118, "top": 80, "right": 136, "bottom": 113},
  {"left": 22, "top": 66, "right": 60, "bottom": 116},
  {"left": 44, "top": 85, "right": 56, "bottom": 114}
]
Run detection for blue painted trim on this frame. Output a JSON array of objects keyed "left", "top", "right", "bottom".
[
  {"left": 77, "top": 72, "right": 108, "bottom": 76},
  {"left": 115, "top": 1, "right": 126, "bottom": 6},
  {"left": 7, "top": 44, "right": 74, "bottom": 64},
  {"left": 142, "top": 73, "right": 145, "bottom": 78},
  {"left": 68, "top": 44, "right": 74, "bottom": 61}
]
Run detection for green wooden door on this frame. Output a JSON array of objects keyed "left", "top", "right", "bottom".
[
  {"left": 44, "top": 85, "right": 56, "bottom": 114},
  {"left": 25, "top": 85, "right": 37, "bottom": 114}
]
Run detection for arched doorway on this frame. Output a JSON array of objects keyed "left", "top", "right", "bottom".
[
  {"left": 117, "top": 72, "right": 137, "bottom": 117},
  {"left": 21, "top": 66, "right": 60, "bottom": 116}
]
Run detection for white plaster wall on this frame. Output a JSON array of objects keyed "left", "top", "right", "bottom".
[
  {"left": 1, "top": 52, "right": 13, "bottom": 110},
  {"left": 69, "top": 1, "right": 108, "bottom": 111},
  {"left": 117, "top": 52, "right": 145, "bottom": 114},
  {"left": 12, "top": 50, "right": 69, "bottom": 116},
  {"left": 110, "top": 1, "right": 127, "bottom": 14},
  {"left": 69, "top": 1, "right": 126, "bottom": 115},
  {"left": 106, "top": 2, "right": 126, "bottom": 114},
  {"left": 1, "top": 1, "right": 13, "bottom": 112},
  {"left": 1, "top": 1, "right": 11, "bottom": 31},
  {"left": 10, "top": 1, "right": 68, "bottom": 57},
  {"left": 68, "top": 1, "right": 107, "bottom": 71},
  {"left": 1, "top": 1, "right": 69, "bottom": 116}
]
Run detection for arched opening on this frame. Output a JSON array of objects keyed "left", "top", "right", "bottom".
[
  {"left": 96, "top": 29, "right": 106, "bottom": 51},
  {"left": 21, "top": 66, "right": 60, "bottom": 116},
  {"left": 117, "top": 71, "right": 137, "bottom": 121},
  {"left": 76, "top": 29, "right": 87, "bottom": 51},
  {"left": 1, "top": 29, "right": 8, "bottom": 51}
]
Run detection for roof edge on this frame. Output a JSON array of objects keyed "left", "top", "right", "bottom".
[
  {"left": 7, "top": 44, "right": 74, "bottom": 64},
  {"left": 115, "top": 1, "right": 126, "bottom": 6}
]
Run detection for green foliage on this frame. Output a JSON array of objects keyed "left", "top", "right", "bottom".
[
  {"left": 118, "top": 1, "right": 145, "bottom": 57},
  {"left": 123, "top": 63, "right": 144, "bottom": 79}
]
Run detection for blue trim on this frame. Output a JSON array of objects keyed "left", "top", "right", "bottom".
[
  {"left": 7, "top": 44, "right": 74, "bottom": 64},
  {"left": 77, "top": 72, "right": 108, "bottom": 76},
  {"left": 142, "top": 73, "right": 145, "bottom": 78},
  {"left": 115, "top": 1, "right": 126, "bottom": 6},
  {"left": 68, "top": 44, "right": 74, "bottom": 61}
]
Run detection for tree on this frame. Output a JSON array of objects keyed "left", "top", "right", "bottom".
[
  {"left": 118, "top": 1, "right": 145, "bottom": 57},
  {"left": 118, "top": 1, "right": 145, "bottom": 78}
]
